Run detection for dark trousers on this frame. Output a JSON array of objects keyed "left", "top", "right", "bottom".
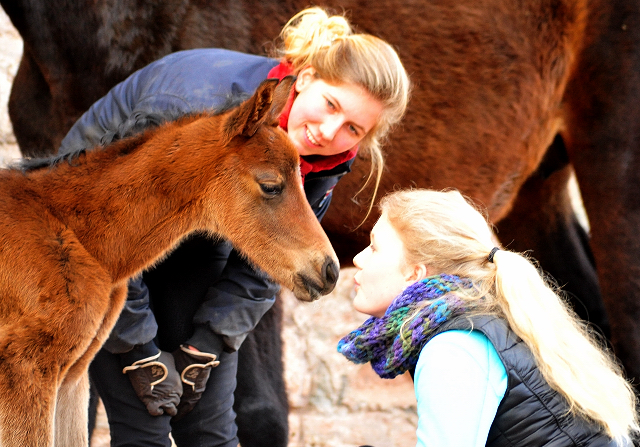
[
  {"left": 90, "top": 348, "right": 239, "bottom": 447},
  {"left": 90, "top": 236, "right": 239, "bottom": 446}
]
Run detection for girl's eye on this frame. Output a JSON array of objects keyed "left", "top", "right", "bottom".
[
  {"left": 348, "top": 124, "right": 359, "bottom": 136},
  {"left": 326, "top": 99, "right": 335, "bottom": 109}
]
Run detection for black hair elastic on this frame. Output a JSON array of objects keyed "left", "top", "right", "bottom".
[{"left": 487, "top": 247, "right": 500, "bottom": 263}]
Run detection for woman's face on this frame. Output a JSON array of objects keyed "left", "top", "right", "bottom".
[
  {"left": 287, "top": 67, "right": 384, "bottom": 157},
  {"left": 352, "top": 213, "right": 424, "bottom": 318}
]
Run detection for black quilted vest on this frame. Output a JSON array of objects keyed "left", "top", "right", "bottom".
[{"left": 428, "top": 314, "right": 620, "bottom": 446}]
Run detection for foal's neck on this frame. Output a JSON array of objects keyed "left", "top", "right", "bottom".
[{"left": 29, "top": 119, "right": 227, "bottom": 282}]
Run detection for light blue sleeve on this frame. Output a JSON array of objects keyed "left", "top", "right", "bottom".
[{"left": 414, "top": 330, "right": 507, "bottom": 447}]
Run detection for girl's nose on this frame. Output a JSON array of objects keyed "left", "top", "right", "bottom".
[
  {"left": 319, "top": 116, "right": 342, "bottom": 141},
  {"left": 352, "top": 248, "right": 366, "bottom": 268}
]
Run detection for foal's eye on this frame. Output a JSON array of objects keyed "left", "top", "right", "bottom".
[{"left": 260, "top": 183, "right": 283, "bottom": 198}]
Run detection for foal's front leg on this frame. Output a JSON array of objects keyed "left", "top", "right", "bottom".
[
  {"left": 0, "top": 367, "right": 57, "bottom": 446},
  {"left": 54, "top": 372, "right": 90, "bottom": 447},
  {"left": 53, "top": 285, "right": 128, "bottom": 447}
]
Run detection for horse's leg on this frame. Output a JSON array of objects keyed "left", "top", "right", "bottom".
[
  {"left": 561, "top": 0, "right": 640, "bottom": 384},
  {"left": 54, "top": 285, "right": 128, "bottom": 447},
  {"left": 54, "top": 373, "right": 90, "bottom": 447},
  {"left": 496, "top": 136, "right": 609, "bottom": 337},
  {"left": 8, "top": 50, "right": 62, "bottom": 157},
  {"left": 0, "top": 364, "right": 57, "bottom": 446},
  {"left": 565, "top": 26, "right": 640, "bottom": 386},
  {"left": 570, "top": 149, "right": 640, "bottom": 381},
  {"left": 234, "top": 295, "right": 289, "bottom": 447}
]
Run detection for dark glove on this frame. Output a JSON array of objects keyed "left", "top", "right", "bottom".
[
  {"left": 171, "top": 345, "right": 221, "bottom": 421},
  {"left": 122, "top": 351, "right": 182, "bottom": 416}
]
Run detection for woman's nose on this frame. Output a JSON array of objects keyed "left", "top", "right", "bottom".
[
  {"left": 319, "top": 116, "right": 342, "bottom": 141},
  {"left": 353, "top": 249, "right": 366, "bottom": 268}
]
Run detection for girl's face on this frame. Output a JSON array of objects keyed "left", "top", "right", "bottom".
[
  {"left": 287, "top": 67, "right": 384, "bottom": 157},
  {"left": 352, "top": 213, "right": 427, "bottom": 318}
]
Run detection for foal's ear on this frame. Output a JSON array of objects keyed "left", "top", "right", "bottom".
[
  {"left": 225, "top": 76, "right": 296, "bottom": 140},
  {"left": 265, "top": 75, "right": 296, "bottom": 127}
]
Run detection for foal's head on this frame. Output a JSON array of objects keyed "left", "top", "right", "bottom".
[{"left": 197, "top": 77, "right": 339, "bottom": 301}]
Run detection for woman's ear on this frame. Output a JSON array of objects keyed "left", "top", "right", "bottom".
[
  {"left": 295, "top": 66, "right": 316, "bottom": 93},
  {"left": 406, "top": 263, "right": 429, "bottom": 283}
]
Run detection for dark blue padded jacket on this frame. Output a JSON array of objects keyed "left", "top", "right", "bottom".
[{"left": 58, "top": 48, "right": 353, "bottom": 361}]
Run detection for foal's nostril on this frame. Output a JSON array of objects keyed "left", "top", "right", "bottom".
[{"left": 322, "top": 256, "right": 339, "bottom": 287}]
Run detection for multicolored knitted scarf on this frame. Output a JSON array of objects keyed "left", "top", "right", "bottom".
[{"left": 337, "top": 274, "right": 474, "bottom": 379}]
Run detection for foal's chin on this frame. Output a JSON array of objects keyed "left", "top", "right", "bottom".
[
  {"left": 290, "top": 265, "right": 339, "bottom": 302},
  {"left": 290, "top": 277, "right": 324, "bottom": 302}
]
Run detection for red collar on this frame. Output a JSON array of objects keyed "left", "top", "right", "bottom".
[{"left": 267, "top": 62, "right": 357, "bottom": 180}]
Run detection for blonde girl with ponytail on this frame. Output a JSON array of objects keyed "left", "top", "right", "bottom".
[{"left": 339, "top": 188, "right": 638, "bottom": 446}]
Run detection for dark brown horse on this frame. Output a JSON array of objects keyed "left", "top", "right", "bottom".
[
  {"left": 0, "top": 77, "right": 338, "bottom": 447},
  {"left": 2, "top": 0, "right": 640, "bottom": 445}
]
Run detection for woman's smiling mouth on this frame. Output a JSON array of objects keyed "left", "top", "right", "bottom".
[{"left": 305, "top": 126, "right": 321, "bottom": 146}]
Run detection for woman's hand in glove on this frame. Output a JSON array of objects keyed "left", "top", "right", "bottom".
[
  {"left": 122, "top": 351, "right": 183, "bottom": 416},
  {"left": 171, "top": 345, "right": 221, "bottom": 421}
]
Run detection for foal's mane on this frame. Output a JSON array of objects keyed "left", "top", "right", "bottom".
[{"left": 16, "top": 92, "right": 252, "bottom": 173}]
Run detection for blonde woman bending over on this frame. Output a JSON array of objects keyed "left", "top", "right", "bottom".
[{"left": 338, "top": 189, "right": 638, "bottom": 446}]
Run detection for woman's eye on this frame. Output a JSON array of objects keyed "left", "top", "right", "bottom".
[
  {"left": 260, "top": 183, "right": 283, "bottom": 197},
  {"left": 326, "top": 99, "right": 335, "bottom": 109},
  {"left": 348, "top": 124, "right": 359, "bottom": 136}
]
